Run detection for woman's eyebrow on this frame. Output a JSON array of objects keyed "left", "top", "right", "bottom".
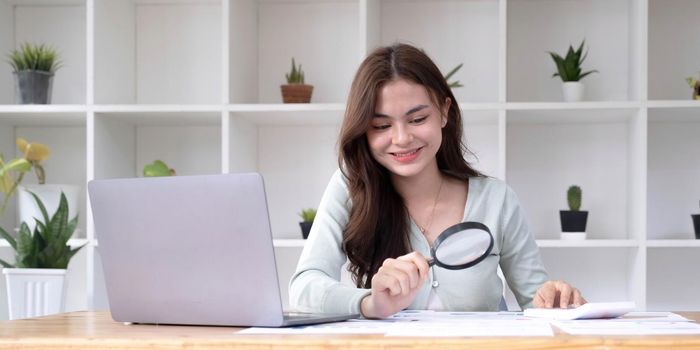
[{"left": 374, "top": 104, "right": 429, "bottom": 118}]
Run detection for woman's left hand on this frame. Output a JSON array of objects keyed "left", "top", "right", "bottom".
[{"left": 534, "top": 280, "right": 587, "bottom": 308}]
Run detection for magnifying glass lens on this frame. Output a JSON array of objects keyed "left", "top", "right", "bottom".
[
  {"left": 429, "top": 222, "right": 494, "bottom": 270},
  {"left": 434, "top": 229, "right": 491, "bottom": 265}
]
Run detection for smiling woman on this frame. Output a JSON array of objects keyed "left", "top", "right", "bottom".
[{"left": 289, "top": 43, "right": 586, "bottom": 319}]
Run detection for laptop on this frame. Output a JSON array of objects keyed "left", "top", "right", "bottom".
[{"left": 88, "top": 173, "right": 359, "bottom": 327}]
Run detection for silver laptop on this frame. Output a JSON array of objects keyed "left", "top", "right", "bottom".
[{"left": 88, "top": 173, "right": 358, "bottom": 327}]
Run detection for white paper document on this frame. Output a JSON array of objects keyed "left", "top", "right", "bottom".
[
  {"left": 524, "top": 302, "right": 636, "bottom": 320},
  {"left": 237, "top": 311, "right": 554, "bottom": 336},
  {"left": 552, "top": 319, "right": 700, "bottom": 335}
]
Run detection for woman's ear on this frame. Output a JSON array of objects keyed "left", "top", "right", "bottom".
[{"left": 441, "top": 97, "right": 451, "bottom": 127}]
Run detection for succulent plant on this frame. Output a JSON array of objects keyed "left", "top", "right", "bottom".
[
  {"left": 548, "top": 40, "right": 598, "bottom": 82},
  {"left": 285, "top": 58, "right": 305, "bottom": 84},
  {"left": 7, "top": 43, "right": 61, "bottom": 73},
  {"left": 567, "top": 185, "right": 582, "bottom": 211},
  {"left": 298, "top": 208, "right": 317, "bottom": 223}
]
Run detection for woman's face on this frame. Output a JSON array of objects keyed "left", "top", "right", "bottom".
[{"left": 366, "top": 78, "right": 449, "bottom": 179}]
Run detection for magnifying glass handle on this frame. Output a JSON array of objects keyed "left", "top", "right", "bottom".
[{"left": 427, "top": 257, "right": 436, "bottom": 267}]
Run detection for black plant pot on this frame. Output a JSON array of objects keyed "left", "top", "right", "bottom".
[
  {"left": 14, "top": 70, "right": 54, "bottom": 104},
  {"left": 560, "top": 210, "right": 588, "bottom": 232},
  {"left": 692, "top": 215, "right": 700, "bottom": 239},
  {"left": 299, "top": 221, "right": 313, "bottom": 239}
]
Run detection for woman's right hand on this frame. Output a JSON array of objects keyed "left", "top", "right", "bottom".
[{"left": 360, "top": 251, "right": 429, "bottom": 319}]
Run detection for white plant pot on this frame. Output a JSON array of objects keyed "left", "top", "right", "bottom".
[
  {"left": 3, "top": 268, "right": 66, "bottom": 320},
  {"left": 560, "top": 232, "right": 587, "bottom": 240},
  {"left": 562, "top": 82, "right": 585, "bottom": 102},
  {"left": 18, "top": 184, "right": 80, "bottom": 231}
]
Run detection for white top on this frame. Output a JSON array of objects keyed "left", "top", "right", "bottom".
[{"left": 289, "top": 170, "right": 549, "bottom": 314}]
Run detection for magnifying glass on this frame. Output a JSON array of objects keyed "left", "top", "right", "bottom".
[{"left": 427, "top": 221, "right": 494, "bottom": 270}]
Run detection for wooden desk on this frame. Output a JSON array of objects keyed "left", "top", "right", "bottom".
[{"left": 1, "top": 311, "right": 700, "bottom": 349}]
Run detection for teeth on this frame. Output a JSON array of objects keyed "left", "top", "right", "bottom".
[{"left": 394, "top": 149, "right": 418, "bottom": 157}]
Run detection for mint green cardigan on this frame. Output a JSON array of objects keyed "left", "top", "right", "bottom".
[{"left": 289, "top": 170, "right": 548, "bottom": 314}]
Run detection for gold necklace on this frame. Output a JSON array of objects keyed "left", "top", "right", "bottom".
[{"left": 410, "top": 176, "right": 444, "bottom": 235}]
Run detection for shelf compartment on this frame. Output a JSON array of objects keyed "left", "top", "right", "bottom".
[
  {"left": 649, "top": 0, "right": 700, "bottom": 101},
  {"left": 93, "top": 111, "right": 222, "bottom": 185},
  {"left": 539, "top": 248, "right": 640, "bottom": 304},
  {"left": 0, "top": 1, "right": 86, "bottom": 104},
  {"left": 507, "top": 0, "right": 642, "bottom": 102},
  {"left": 462, "top": 110, "right": 500, "bottom": 178},
  {"left": 227, "top": 111, "right": 338, "bottom": 240},
  {"left": 648, "top": 107, "right": 700, "bottom": 239},
  {"left": 231, "top": 0, "right": 359, "bottom": 103},
  {"left": 0, "top": 123, "right": 87, "bottom": 238},
  {"left": 372, "top": 0, "right": 500, "bottom": 103},
  {"left": 94, "top": 0, "right": 222, "bottom": 104},
  {"left": 506, "top": 108, "right": 644, "bottom": 240},
  {"left": 647, "top": 248, "right": 700, "bottom": 311}
]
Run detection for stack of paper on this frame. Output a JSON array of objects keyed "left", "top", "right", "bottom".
[{"left": 524, "top": 302, "right": 636, "bottom": 320}]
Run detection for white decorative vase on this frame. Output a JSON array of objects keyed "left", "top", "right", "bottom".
[
  {"left": 18, "top": 184, "right": 80, "bottom": 231},
  {"left": 3, "top": 268, "right": 66, "bottom": 320},
  {"left": 562, "top": 81, "right": 584, "bottom": 102}
]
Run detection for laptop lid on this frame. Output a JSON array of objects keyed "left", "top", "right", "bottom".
[{"left": 89, "top": 173, "right": 291, "bottom": 327}]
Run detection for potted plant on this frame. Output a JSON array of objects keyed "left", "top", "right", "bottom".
[
  {"left": 548, "top": 40, "right": 598, "bottom": 102},
  {"left": 280, "top": 58, "right": 313, "bottom": 103},
  {"left": 143, "top": 160, "right": 176, "bottom": 177},
  {"left": 686, "top": 73, "right": 700, "bottom": 100},
  {"left": 298, "top": 208, "right": 317, "bottom": 239},
  {"left": 693, "top": 200, "right": 700, "bottom": 239},
  {"left": 12, "top": 138, "right": 80, "bottom": 231},
  {"left": 444, "top": 63, "right": 464, "bottom": 89},
  {"left": 0, "top": 191, "right": 85, "bottom": 320},
  {"left": 560, "top": 185, "right": 588, "bottom": 240},
  {"left": 7, "top": 43, "right": 61, "bottom": 104}
]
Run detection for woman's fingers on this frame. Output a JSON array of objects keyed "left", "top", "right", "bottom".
[
  {"left": 534, "top": 280, "right": 588, "bottom": 309},
  {"left": 397, "top": 251, "right": 430, "bottom": 281},
  {"left": 375, "top": 252, "right": 430, "bottom": 296},
  {"left": 535, "top": 282, "right": 557, "bottom": 308}
]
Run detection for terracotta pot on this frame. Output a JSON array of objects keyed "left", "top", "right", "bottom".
[{"left": 281, "top": 84, "right": 313, "bottom": 103}]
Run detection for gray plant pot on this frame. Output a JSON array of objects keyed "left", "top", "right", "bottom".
[{"left": 13, "top": 70, "right": 54, "bottom": 104}]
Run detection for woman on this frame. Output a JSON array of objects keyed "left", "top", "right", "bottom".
[{"left": 289, "top": 43, "right": 586, "bottom": 319}]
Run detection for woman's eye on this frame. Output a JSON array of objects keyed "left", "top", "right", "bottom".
[
  {"left": 371, "top": 124, "right": 390, "bottom": 130},
  {"left": 410, "top": 116, "right": 428, "bottom": 124}
]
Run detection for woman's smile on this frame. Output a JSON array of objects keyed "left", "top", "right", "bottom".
[{"left": 390, "top": 147, "right": 423, "bottom": 163}]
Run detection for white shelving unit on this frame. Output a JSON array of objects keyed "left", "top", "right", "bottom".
[{"left": 0, "top": 0, "right": 699, "bottom": 319}]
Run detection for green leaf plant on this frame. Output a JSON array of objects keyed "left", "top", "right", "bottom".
[
  {"left": 548, "top": 40, "right": 598, "bottom": 82},
  {"left": 444, "top": 63, "right": 464, "bottom": 89},
  {"left": 0, "top": 191, "right": 84, "bottom": 269},
  {"left": 143, "top": 160, "right": 176, "bottom": 177},
  {"left": 298, "top": 208, "right": 317, "bottom": 223}
]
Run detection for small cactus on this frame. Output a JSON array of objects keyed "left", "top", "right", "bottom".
[
  {"left": 567, "top": 185, "right": 582, "bottom": 211},
  {"left": 285, "top": 58, "right": 305, "bottom": 84}
]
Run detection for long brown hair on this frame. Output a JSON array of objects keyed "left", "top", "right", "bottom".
[{"left": 338, "top": 43, "right": 482, "bottom": 288}]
